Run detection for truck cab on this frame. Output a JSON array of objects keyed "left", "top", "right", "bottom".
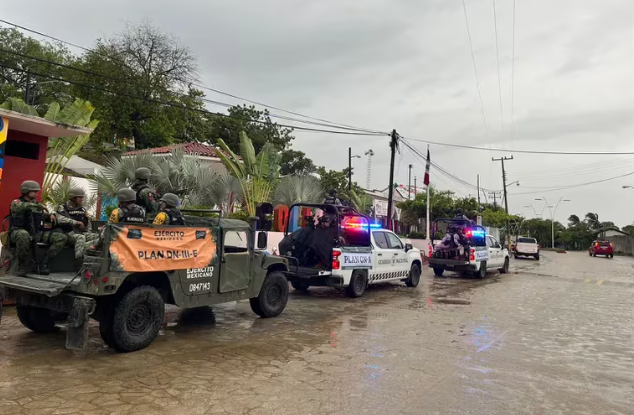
[{"left": 0, "top": 209, "right": 290, "bottom": 353}]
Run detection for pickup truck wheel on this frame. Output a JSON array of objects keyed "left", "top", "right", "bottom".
[
  {"left": 610, "top": 254, "right": 614, "bottom": 258},
  {"left": 345, "top": 271, "right": 367, "bottom": 298},
  {"left": 291, "top": 281, "right": 310, "bottom": 292},
  {"left": 433, "top": 267, "right": 444, "bottom": 277},
  {"left": 103, "top": 286, "right": 165, "bottom": 353},
  {"left": 534, "top": 254, "right": 540, "bottom": 261},
  {"left": 405, "top": 263, "right": 421, "bottom": 287},
  {"left": 588, "top": 251, "right": 592, "bottom": 256},
  {"left": 16, "top": 305, "right": 59, "bottom": 333},
  {"left": 500, "top": 258, "right": 510, "bottom": 274},
  {"left": 250, "top": 271, "right": 289, "bottom": 318},
  {"left": 476, "top": 262, "right": 487, "bottom": 279}
]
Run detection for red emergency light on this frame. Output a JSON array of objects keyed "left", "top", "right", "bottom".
[{"left": 341, "top": 216, "right": 370, "bottom": 231}]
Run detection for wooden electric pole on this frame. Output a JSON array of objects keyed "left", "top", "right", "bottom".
[{"left": 386, "top": 130, "right": 398, "bottom": 230}]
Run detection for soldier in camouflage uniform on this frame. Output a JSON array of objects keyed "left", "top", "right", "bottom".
[
  {"left": 132, "top": 167, "right": 157, "bottom": 220},
  {"left": 90, "top": 188, "right": 147, "bottom": 251},
  {"left": 9, "top": 181, "right": 69, "bottom": 276},
  {"left": 152, "top": 193, "right": 186, "bottom": 225},
  {"left": 56, "top": 187, "right": 100, "bottom": 259}
]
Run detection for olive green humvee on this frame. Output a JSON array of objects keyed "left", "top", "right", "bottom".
[{"left": 0, "top": 214, "right": 289, "bottom": 353}]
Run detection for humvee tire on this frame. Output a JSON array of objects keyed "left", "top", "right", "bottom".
[
  {"left": 16, "top": 305, "right": 59, "bottom": 333},
  {"left": 100, "top": 286, "right": 165, "bottom": 353},
  {"left": 250, "top": 271, "right": 289, "bottom": 318}
]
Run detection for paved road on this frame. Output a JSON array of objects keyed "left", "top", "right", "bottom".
[{"left": 1, "top": 252, "right": 633, "bottom": 415}]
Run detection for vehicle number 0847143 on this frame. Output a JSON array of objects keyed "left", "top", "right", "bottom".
[{"left": 189, "top": 282, "right": 211, "bottom": 292}]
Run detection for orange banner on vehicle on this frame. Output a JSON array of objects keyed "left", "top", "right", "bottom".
[{"left": 108, "top": 225, "right": 216, "bottom": 272}]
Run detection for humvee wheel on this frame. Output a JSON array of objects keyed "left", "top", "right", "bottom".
[
  {"left": 291, "top": 281, "right": 310, "bottom": 292},
  {"left": 345, "top": 271, "right": 367, "bottom": 298},
  {"left": 101, "top": 286, "right": 165, "bottom": 353},
  {"left": 16, "top": 305, "right": 59, "bottom": 333},
  {"left": 405, "top": 263, "right": 421, "bottom": 287},
  {"left": 250, "top": 271, "right": 289, "bottom": 318}
]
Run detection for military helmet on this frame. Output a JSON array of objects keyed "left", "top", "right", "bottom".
[
  {"left": 135, "top": 167, "right": 151, "bottom": 180},
  {"left": 328, "top": 189, "right": 337, "bottom": 196},
  {"left": 20, "top": 180, "right": 41, "bottom": 194},
  {"left": 117, "top": 188, "right": 137, "bottom": 203},
  {"left": 69, "top": 187, "right": 85, "bottom": 198},
  {"left": 159, "top": 193, "right": 180, "bottom": 207}
]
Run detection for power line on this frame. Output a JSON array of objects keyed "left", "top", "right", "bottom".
[
  {"left": 492, "top": 0, "right": 505, "bottom": 139},
  {"left": 0, "top": 19, "right": 388, "bottom": 136},
  {"left": 0, "top": 62, "right": 385, "bottom": 137},
  {"left": 461, "top": 0, "right": 491, "bottom": 142},
  {"left": 508, "top": 170, "right": 634, "bottom": 195},
  {"left": 402, "top": 136, "right": 634, "bottom": 155}
]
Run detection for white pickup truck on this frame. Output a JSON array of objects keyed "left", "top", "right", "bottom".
[
  {"left": 514, "top": 237, "right": 539, "bottom": 260},
  {"left": 286, "top": 228, "right": 423, "bottom": 298}
]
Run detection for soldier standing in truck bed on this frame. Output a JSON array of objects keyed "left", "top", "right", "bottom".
[
  {"left": 132, "top": 167, "right": 157, "bottom": 219},
  {"left": 9, "top": 181, "right": 69, "bottom": 276},
  {"left": 89, "top": 188, "right": 146, "bottom": 251},
  {"left": 152, "top": 193, "right": 185, "bottom": 225},
  {"left": 56, "top": 187, "right": 99, "bottom": 259}
]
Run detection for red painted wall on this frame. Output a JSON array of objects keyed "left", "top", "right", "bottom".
[{"left": 0, "top": 130, "right": 47, "bottom": 224}]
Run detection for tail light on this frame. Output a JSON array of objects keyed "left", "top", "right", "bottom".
[
  {"left": 610, "top": 243, "right": 613, "bottom": 247},
  {"left": 595, "top": 242, "right": 599, "bottom": 247},
  {"left": 470, "top": 248, "right": 475, "bottom": 261},
  {"left": 332, "top": 250, "right": 341, "bottom": 270}
]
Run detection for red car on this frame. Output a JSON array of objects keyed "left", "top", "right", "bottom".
[{"left": 589, "top": 240, "right": 613, "bottom": 258}]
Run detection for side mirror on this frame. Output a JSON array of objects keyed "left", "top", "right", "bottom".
[
  {"left": 405, "top": 243, "right": 413, "bottom": 252},
  {"left": 257, "top": 232, "right": 268, "bottom": 250}
]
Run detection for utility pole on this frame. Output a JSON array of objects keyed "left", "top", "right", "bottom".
[
  {"left": 477, "top": 174, "right": 481, "bottom": 206},
  {"left": 408, "top": 164, "right": 413, "bottom": 200},
  {"left": 387, "top": 130, "right": 398, "bottom": 231},
  {"left": 348, "top": 147, "right": 352, "bottom": 192},
  {"left": 414, "top": 176, "right": 417, "bottom": 199},
  {"left": 492, "top": 155, "right": 514, "bottom": 249}
]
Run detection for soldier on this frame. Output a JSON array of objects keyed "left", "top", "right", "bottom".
[
  {"left": 323, "top": 189, "right": 342, "bottom": 206},
  {"left": 90, "top": 188, "right": 146, "bottom": 251},
  {"left": 152, "top": 193, "right": 185, "bottom": 225},
  {"left": 56, "top": 187, "right": 99, "bottom": 259},
  {"left": 9, "top": 181, "right": 68, "bottom": 276},
  {"left": 132, "top": 167, "right": 157, "bottom": 218}
]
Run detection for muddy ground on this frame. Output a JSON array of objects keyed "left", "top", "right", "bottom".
[{"left": 1, "top": 252, "right": 633, "bottom": 414}]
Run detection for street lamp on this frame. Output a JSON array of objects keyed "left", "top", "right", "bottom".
[
  {"left": 535, "top": 197, "right": 570, "bottom": 248},
  {"left": 523, "top": 204, "right": 542, "bottom": 218},
  {"left": 348, "top": 147, "right": 361, "bottom": 192},
  {"left": 623, "top": 185, "right": 634, "bottom": 190}
]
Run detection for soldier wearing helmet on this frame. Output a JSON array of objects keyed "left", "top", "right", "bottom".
[
  {"left": 323, "top": 189, "right": 342, "bottom": 206},
  {"left": 131, "top": 167, "right": 158, "bottom": 218},
  {"left": 152, "top": 193, "right": 185, "bottom": 226},
  {"left": 56, "top": 187, "right": 99, "bottom": 259},
  {"left": 90, "top": 188, "right": 146, "bottom": 251},
  {"left": 8, "top": 180, "right": 68, "bottom": 276}
]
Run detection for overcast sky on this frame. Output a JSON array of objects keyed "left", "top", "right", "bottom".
[{"left": 5, "top": 0, "right": 634, "bottom": 226}]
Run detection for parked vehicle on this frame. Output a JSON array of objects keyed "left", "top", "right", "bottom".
[
  {"left": 427, "top": 218, "right": 510, "bottom": 278},
  {"left": 514, "top": 237, "right": 540, "bottom": 260},
  {"left": 0, "top": 206, "right": 290, "bottom": 353},
  {"left": 589, "top": 240, "right": 613, "bottom": 258},
  {"left": 279, "top": 204, "right": 422, "bottom": 298}
]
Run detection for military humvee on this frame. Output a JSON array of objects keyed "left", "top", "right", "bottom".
[{"left": 0, "top": 209, "right": 290, "bottom": 352}]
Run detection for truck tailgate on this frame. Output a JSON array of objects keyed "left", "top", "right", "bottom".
[
  {"left": 0, "top": 273, "right": 76, "bottom": 297},
  {"left": 516, "top": 243, "right": 537, "bottom": 253}
]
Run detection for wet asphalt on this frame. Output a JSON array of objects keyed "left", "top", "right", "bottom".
[{"left": 0, "top": 251, "right": 633, "bottom": 415}]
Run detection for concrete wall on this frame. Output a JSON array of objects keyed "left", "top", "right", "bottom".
[{"left": 608, "top": 235, "right": 634, "bottom": 255}]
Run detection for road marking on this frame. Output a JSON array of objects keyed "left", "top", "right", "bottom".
[
  {"left": 597, "top": 280, "right": 604, "bottom": 285},
  {"left": 584, "top": 278, "right": 592, "bottom": 283}
]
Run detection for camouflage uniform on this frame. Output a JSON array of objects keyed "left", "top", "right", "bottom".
[
  {"left": 9, "top": 181, "right": 68, "bottom": 275},
  {"left": 56, "top": 188, "right": 100, "bottom": 259},
  {"left": 91, "top": 188, "right": 146, "bottom": 251},
  {"left": 131, "top": 167, "right": 158, "bottom": 220}
]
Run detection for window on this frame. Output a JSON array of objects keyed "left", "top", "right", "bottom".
[
  {"left": 5, "top": 140, "right": 40, "bottom": 160},
  {"left": 489, "top": 236, "right": 500, "bottom": 248},
  {"left": 386, "top": 232, "right": 404, "bottom": 250},
  {"left": 517, "top": 237, "right": 536, "bottom": 243},
  {"left": 486, "top": 236, "right": 494, "bottom": 247},
  {"left": 372, "top": 231, "right": 389, "bottom": 249},
  {"left": 224, "top": 231, "right": 248, "bottom": 253}
]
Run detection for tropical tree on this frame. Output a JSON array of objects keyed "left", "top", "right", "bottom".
[
  {"left": 585, "top": 212, "right": 601, "bottom": 230},
  {"left": 349, "top": 189, "right": 372, "bottom": 214},
  {"left": 216, "top": 131, "right": 280, "bottom": 216},
  {"left": 45, "top": 178, "right": 98, "bottom": 213},
  {"left": 273, "top": 175, "right": 323, "bottom": 207}
]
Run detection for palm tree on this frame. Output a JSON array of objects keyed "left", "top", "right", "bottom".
[
  {"left": 349, "top": 189, "right": 372, "bottom": 213},
  {"left": 584, "top": 212, "right": 600, "bottom": 230},
  {"left": 46, "top": 178, "right": 98, "bottom": 213},
  {"left": 568, "top": 214, "right": 581, "bottom": 226},
  {"left": 273, "top": 175, "right": 323, "bottom": 207}
]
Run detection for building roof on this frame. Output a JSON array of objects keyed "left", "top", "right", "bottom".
[
  {"left": 124, "top": 142, "right": 234, "bottom": 159},
  {"left": 0, "top": 108, "right": 93, "bottom": 138}
]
